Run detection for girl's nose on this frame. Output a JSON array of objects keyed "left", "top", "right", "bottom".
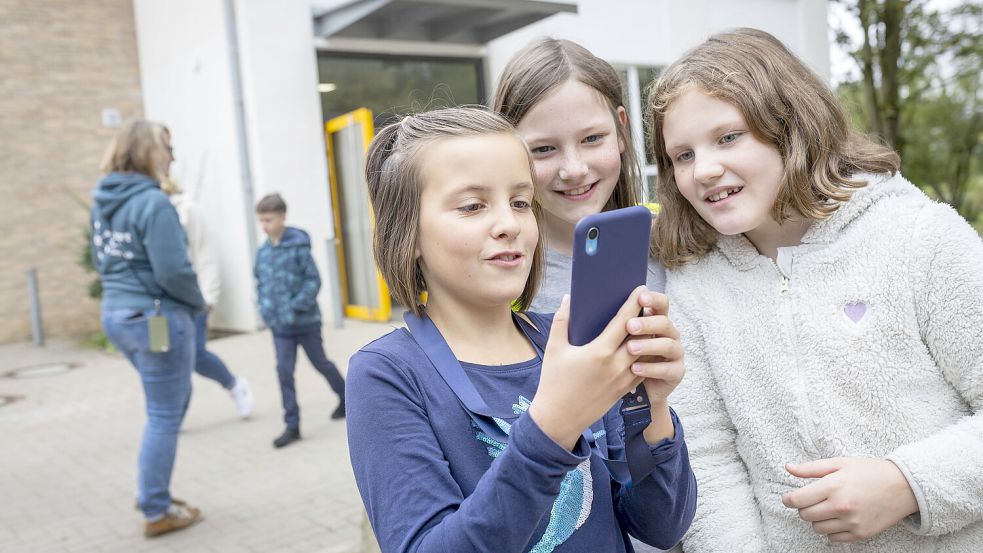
[
  {"left": 693, "top": 153, "right": 724, "bottom": 183},
  {"left": 558, "top": 152, "right": 589, "bottom": 181},
  {"left": 491, "top": 205, "right": 521, "bottom": 239}
]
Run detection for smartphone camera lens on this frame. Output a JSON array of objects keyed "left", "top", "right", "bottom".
[{"left": 585, "top": 227, "right": 599, "bottom": 256}]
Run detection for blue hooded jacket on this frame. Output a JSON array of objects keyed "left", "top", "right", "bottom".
[
  {"left": 91, "top": 172, "right": 205, "bottom": 314},
  {"left": 254, "top": 226, "right": 322, "bottom": 331}
]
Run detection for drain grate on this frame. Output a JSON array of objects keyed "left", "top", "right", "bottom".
[
  {"left": 0, "top": 395, "right": 25, "bottom": 407},
  {"left": 4, "top": 362, "right": 80, "bottom": 379}
]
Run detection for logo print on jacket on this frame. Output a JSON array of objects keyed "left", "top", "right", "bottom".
[{"left": 474, "top": 395, "right": 593, "bottom": 552}]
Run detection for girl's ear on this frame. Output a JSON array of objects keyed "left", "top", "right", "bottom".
[{"left": 616, "top": 105, "right": 628, "bottom": 154}]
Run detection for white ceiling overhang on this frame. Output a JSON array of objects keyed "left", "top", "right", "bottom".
[{"left": 313, "top": 0, "right": 577, "bottom": 45}]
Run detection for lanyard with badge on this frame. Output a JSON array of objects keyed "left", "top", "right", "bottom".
[{"left": 403, "top": 310, "right": 656, "bottom": 487}]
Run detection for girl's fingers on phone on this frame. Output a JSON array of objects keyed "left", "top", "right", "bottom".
[
  {"left": 598, "top": 286, "right": 647, "bottom": 348},
  {"left": 627, "top": 314, "right": 678, "bottom": 339},
  {"left": 630, "top": 359, "right": 685, "bottom": 383},
  {"left": 638, "top": 291, "right": 670, "bottom": 316},
  {"left": 627, "top": 336, "right": 684, "bottom": 360},
  {"left": 625, "top": 375, "right": 645, "bottom": 396}
]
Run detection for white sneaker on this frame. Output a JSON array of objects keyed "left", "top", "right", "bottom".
[{"left": 230, "top": 377, "right": 254, "bottom": 419}]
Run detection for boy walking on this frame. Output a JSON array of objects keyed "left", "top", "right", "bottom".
[{"left": 254, "top": 193, "right": 346, "bottom": 449}]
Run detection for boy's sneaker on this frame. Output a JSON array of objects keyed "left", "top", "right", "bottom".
[
  {"left": 230, "top": 377, "right": 253, "bottom": 419},
  {"left": 331, "top": 399, "right": 346, "bottom": 420},
  {"left": 144, "top": 501, "right": 202, "bottom": 538},
  {"left": 273, "top": 427, "right": 301, "bottom": 448}
]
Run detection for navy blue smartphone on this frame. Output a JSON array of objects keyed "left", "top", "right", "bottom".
[{"left": 568, "top": 206, "right": 652, "bottom": 346}]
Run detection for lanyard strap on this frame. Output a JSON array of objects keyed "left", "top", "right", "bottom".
[{"left": 403, "top": 311, "right": 653, "bottom": 486}]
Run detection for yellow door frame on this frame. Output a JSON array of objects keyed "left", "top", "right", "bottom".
[{"left": 324, "top": 108, "right": 391, "bottom": 322}]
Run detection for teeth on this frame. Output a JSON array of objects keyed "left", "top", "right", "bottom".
[
  {"left": 708, "top": 187, "right": 742, "bottom": 202},
  {"left": 498, "top": 255, "right": 516, "bottom": 261},
  {"left": 562, "top": 184, "right": 592, "bottom": 196}
]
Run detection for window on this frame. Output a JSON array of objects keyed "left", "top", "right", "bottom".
[
  {"left": 616, "top": 66, "right": 661, "bottom": 202},
  {"left": 317, "top": 52, "right": 484, "bottom": 129}
]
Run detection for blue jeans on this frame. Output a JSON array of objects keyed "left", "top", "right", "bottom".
[
  {"left": 193, "top": 311, "right": 236, "bottom": 389},
  {"left": 102, "top": 307, "right": 194, "bottom": 520},
  {"left": 273, "top": 323, "right": 345, "bottom": 429}
]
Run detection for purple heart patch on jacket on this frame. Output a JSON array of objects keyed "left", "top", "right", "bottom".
[{"left": 844, "top": 301, "right": 867, "bottom": 323}]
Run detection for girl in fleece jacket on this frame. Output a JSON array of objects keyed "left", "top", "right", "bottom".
[
  {"left": 646, "top": 28, "right": 983, "bottom": 552},
  {"left": 346, "top": 107, "right": 696, "bottom": 552}
]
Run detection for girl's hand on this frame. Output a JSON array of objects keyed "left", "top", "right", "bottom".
[
  {"left": 529, "top": 288, "right": 647, "bottom": 450},
  {"left": 624, "top": 291, "right": 686, "bottom": 443},
  {"left": 625, "top": 291, "right": 685, "bottom": 404},
  {"left": 782, "top": 457, "right": 919, "bottom": 543}
]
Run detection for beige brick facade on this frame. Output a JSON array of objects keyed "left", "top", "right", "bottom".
[{"left": 0, "top": 0, "right": 143, "bottom": 343}]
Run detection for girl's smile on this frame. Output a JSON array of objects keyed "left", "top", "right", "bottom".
[
  {"left": 703, "top": 185, "right": 744, "bottom": 204},
  {"left": 556, "top": 180, "right": 599, "bottom": 200}
]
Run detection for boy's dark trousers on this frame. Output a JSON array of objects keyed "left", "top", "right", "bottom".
[{"left": 272, "top": 322, "right": 345, "bottom": 429}]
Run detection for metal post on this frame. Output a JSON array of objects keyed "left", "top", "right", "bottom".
[
  {"left": 26, "top": 268, "right": 44, "bottom": 346},
  {"left": 326, "top": 238, "right": 344, "bottom": 329}
]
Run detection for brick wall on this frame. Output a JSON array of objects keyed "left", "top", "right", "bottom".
[{"left": 0, "top": 0, "right": 144, "bottom": 343}]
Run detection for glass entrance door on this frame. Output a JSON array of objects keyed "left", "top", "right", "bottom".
[{"left": 325, "top": 108, "right": 391, "bottom": 322}]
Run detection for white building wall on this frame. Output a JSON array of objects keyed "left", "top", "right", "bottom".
[
  {"left": 235, "top": 0, "right": 338, "bottom": 325},
  {"left": 133, "top": 0, "right": 338, "bottom": 331},
  {"left": 133, "top": 0, "right": 262, "bottom": 331},
  {"left": 487, "top": 0, "right": 830, "bottom": 85}
]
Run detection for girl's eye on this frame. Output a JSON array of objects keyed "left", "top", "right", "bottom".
[
  {"left": 512, "top": 199, "right": 531, "bottom": 210},
  {"left": 676, "top": 151, "right": 694, "bottom": 163},
  {"left": 720, "top": 132, "right": 742, "bottom": 144},
  {"left": 583, "top": 134, "right": 602, "bottom": 144},
  {"left": 531, "top": 145, "right": 554, "bottom": 154},
  {"left": 458, "top": 203, "right": 483, "bottom": 213}
]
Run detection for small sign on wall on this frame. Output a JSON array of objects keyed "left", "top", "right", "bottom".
[{"left": 101, "top": 108, "right": 122, "bottom": 128}]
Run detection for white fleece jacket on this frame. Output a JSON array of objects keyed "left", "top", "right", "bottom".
[
  {"left": 170, "top": 194, "right": 221, "bottom": 307},
  {"left": 667, "top": 173, "right": 983, "bottom": 552}
]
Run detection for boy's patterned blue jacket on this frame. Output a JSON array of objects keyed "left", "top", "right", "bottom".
[{"left": 254, "top": 226, "right": 321, "bottom": 331}]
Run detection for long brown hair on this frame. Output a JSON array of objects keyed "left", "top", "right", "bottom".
[
  {"left": 647, "top": 28, "right": 901, "bottom": 268},
  {"left": 364, "top": 106, "right": 545, "bottom": 315},
  {"left": 493, "top": 37, "right": 642, "bottom": 213},
  {"left": 100, "top": 119, "right": 172, "bottom": 183}
]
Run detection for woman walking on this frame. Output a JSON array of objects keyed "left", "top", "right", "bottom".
[{"left": 91, "top": 119, "right": 204, "bottom": 538}]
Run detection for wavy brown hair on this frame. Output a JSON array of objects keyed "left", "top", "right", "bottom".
[
  {"left": 364, "top": 106, "right": 545, "bottom": 315},
  {"left": 647, "top": 28, "right": 900, "bottom": 268},
  {"left": 493, "top": 37, "right": 642, "bottom": 214}
]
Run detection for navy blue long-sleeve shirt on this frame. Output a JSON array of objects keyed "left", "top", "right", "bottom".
[{"left": 346, "top": 312, "right": 697, "bottom": 553}]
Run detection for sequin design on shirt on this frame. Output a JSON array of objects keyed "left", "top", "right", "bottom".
[{"left": 474, "top": 395, "right": 593, "bottom": 552}]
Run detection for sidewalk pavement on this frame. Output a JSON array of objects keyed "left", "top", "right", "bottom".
[{"left": 0, "top": 318, "right": 402, "bottom": 553}]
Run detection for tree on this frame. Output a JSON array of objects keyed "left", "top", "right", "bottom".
[{"left": 833, "top": 0, "right": 983, "bottom": 227}]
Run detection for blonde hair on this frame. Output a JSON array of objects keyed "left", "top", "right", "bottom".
[
  {"left": 647, "top": 28, "right": 901, "bottom": 268},
  {"left": 100, "top": 119, "right": 172, "bottom": 183},
  {"left": 364, "top": 106, "right": 545, "bottom": 315},
  {"left": 492, "top": 37, "right": 642, "bottom": 213},
  {"left": 159, "top": 177, "right": 182, "bottom": 196}
]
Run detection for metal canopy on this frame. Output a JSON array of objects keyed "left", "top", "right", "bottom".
[{"left": 313, "top": 0, "right": 577, "bottom": 44}]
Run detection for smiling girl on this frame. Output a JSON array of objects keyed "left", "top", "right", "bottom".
[
  {"left": 494, "top": 38, "right": 665, "bottom": 312},
  {"left": 346, "top": 107, "right": 696, "bottom": 552},
  {"left": 648, "top": 28, "right": 983, "bottom": 551}
]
